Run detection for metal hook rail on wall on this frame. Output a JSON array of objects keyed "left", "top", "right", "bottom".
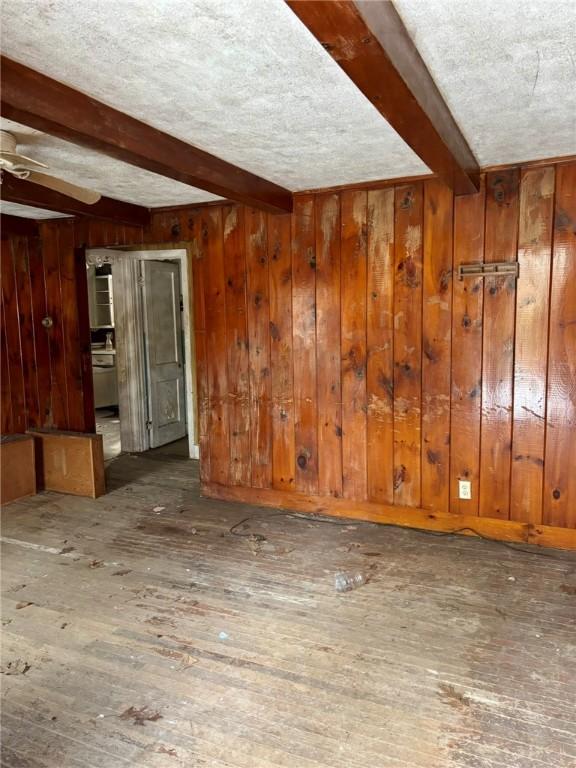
[{"left": 457, "top": 262, "right": 519, "bottom": 281}]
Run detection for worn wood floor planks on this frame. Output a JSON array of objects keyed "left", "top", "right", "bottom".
[{"left": 1, "top": 445, "right": 575, "bottom": 767}]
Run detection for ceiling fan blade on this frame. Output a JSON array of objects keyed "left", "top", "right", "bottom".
[
  {"left": 0, "top": 151, "right": 49, "bottom": 170},
  {"left": 27, "top": 171, "right": 102, "bottom": 205}
]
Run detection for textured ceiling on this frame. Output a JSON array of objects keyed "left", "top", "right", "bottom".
[
  {"left": 0, "top": 0, "right": 428, "bottom": 198},
  {"left": 394, "top": 0, "right": 576, "bottom": 166},
  {"left": 0, "top": 119, "right": 220, "bottom": 208},
  {"left": 1, "top": 201, "right": 71, "bottom": 219},
  {"left": 1, "top": 0, "right": 574, "bottom": 215}
]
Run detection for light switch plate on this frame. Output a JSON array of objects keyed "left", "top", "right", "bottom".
[{"left": 458, "top": 479, "right": 472, "bottom": 500}]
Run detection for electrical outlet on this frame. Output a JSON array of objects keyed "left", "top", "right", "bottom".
[{"left": 458, "top": 479, "right": 472, "bottom": 500}]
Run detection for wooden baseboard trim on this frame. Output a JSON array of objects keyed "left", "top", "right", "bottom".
[{"left": 201, "top": 483, "right": 576, "bottom": 551}]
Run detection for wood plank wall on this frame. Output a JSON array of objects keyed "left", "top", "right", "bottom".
[
  {"left": 189, "top": 161, "right": 576, "bottom": 533},
  {"left": 1, "top": 160, "right": 574, "bottom": 537},
  {"left": 1, "top": 221, "right": 95, "bottom": 433}
]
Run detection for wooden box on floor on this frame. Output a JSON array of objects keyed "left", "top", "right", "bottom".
[
  {"left": 0, "top": 434, "right": 36, "bottom": 504},
  {"left": 28, "top": 430, "right": 105, "bottom": 499}
]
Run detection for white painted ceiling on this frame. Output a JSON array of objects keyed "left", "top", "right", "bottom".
[
  {"left": 0, "top": 119, "right": 221, "bottom": 208},
  {"left": 0, "top": 0, "right": 574, "bottom": 214},
  {"left": 394, "top": 0, "right": 576, "bottom": 166},
  {"left": 1, "top": 201, "right": 71, "bottom": 219},
  {"left": 0, "top": 0, "right": 428, "bottom": 209}
]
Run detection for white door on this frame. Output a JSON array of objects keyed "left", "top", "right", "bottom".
[{"left": 141, "top": 261, "right": 187, "bottom": 448}]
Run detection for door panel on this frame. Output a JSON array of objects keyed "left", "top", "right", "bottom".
[{"left": 141, "top": 261, "right": 186, "bottom": 447}]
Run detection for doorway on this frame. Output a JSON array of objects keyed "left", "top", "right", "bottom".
[{"left": 86, "top": 248, "right": 197, "bottom": 462}]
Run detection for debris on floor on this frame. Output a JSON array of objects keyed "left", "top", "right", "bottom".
[
  {"left": 119, "top": 705, "right": 163, "bottom": 726},
  {"left": 334, "top": 571, "right": 366, "bottom": 592},
  {"left": 1, "top": 659, "right": 31, "bottom": 676},
  {"left": 89, "top": 559, "right": 104, "bottom": 569},
  {"left": 438, "top": 683, "right": 471, "bottom": 709},
  {"left": 218, "top": 631, "right": 229, "bottom": 641}
]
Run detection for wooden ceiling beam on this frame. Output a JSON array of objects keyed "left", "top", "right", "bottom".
[
  {"left": 1, "top": 56, "right": 293, "bottom": 214},
  {"left": 286, "top": 0, "right": 479, "bottom": 195},
  {"left": 1, "top": 173, "right": 150, "bottom": 227}
]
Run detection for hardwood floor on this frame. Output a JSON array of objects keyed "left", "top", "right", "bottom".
[{"left": 1, "top": 451, "right": 575, "bottom": 767}]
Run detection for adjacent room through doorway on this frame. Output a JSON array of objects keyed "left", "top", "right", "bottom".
[{"left": 86, "top": 248, "right": 197, "bottom": 463}]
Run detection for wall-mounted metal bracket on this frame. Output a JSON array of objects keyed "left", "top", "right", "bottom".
[{"left": 458, "top": 262, "right": 519, "bottom": 281}]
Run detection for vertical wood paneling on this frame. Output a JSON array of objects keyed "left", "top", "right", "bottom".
[
  {"left": 315, "top": 193, "right": 342, "bottom": 498},
  {"left": 421, "top": 181, "right": 453, "bottom": 511},
  {"left": 1, "top": 294, "right": 14, "bottom": 434},
  {"left": 223, "top": 206, "right": 251, "bottom": 487},
  {"left": 59, "top": 222, "right": 85, "bottom": 431},
  {"left": 74, "top": 245, "right": 96, "bottom": 433},
  {"left": 3, "top": 168, "right": 574, "bottom": 535},
  {"left": 450, "top": 178, "right": 486, "bottom": 515},
  {"left": 191, "top": 212, "right": 210, "bottom": 483},
  {"left": 341, "top": 190, "right": 368, "bottom": 500},
  {"left": 479, "top": 169, "right": 519, "bottom": 519},
  {"left": 12, "top": 237, "right": 40, "bottom": 428},
  {"left": 42, "top": 222, "right": 69, "bottom": 429},
  {"left": 366, "top": 188, "right": 395, "bottom": 503},
  {"left": 510, "top": 167, "right": 555, "bottom": 523},
  {"left": 268, "top": 212, "right": 295, "bottom": 492},
  {"left": 1, "top": 239, "right": 26, "bottom": 433},
  {"left": 393, "top": 184, "right": 423, "bottom": 507},
  {"left": 543, "top": 162, "right": 576, "bottom": 529},
  {"left": 292, "top": 195, "right": 318, "bottom": 493},
  {"left": 203, "top": 208, "right": 230, "bottom": 486},
  {"left": 246, "top": 208, "right": 272, "bottom": 488}
]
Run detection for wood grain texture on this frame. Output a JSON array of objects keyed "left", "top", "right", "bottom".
[
  {"left": 543, "top": 162, "right": 576, "bottom": 528},
  {"left": 1, "top": 238, "right": 26, "bottom": 434},
  {"left": 5, "top": 456, "right": 576, "bottom": 768},
  {"left": 223, "top": 206, "right": 251, "bottom": 487},
  {"left": 315, "top": 193, "right": 343, "bottom": 498},
  {"left": 292, "top": 195, "right": 319, "bottom": 493},
  {"left": 42, "top": 222, "right": 69, "bottom": 430},
  {"left": 58, "top": 222, "right": 85, "bottom": 432},
  {"left": 29, "top": 430, "right": 105, "bottom": 498},
  {"left": 0, "top": 435, "right": 36, "bottom": 503},
  {"left": 268, "top": 212, "right": 295, "bottom": 492},
  {"left": 11, "top": 236, "right": 40, "bottom": 429},
  {"left": 366, "top": 189, "right": 395, "bottom": 503},
  {"left": 421, "top": 180, "right": 453, "bottom": 512},
  {"left": 2, "top": 55, "right": 292, "bottom": 214},
  {"left": 510, "top": 167, "right": 555, "bottom": 524},
  {"left": 285, "top": 1, "right": 478, "bottom": 194},
  {"left": 393, "top": 184, "right": 423, "bottom": 507},
  {"left": 450, "top": 179, "right": 486, "bottom": 516},
  {"left": 246, "top": 208, "right": 272, "bottom": 488},
  {"left": 340, "top": 190, "right": 368, "bottom": 500},
  {"left": 190, "top": 212, "right": 210, "bottom": 484},
  {"left": 4, "top": 162, "right": 575, "bottom": 540},
  {"left": 203, "top": 481, "right": 576, "bottom": 550},
  {"left": 479, "top": 169, "right": 520, "bottom": 519},
  {"left": 203, "top": 208, "right": 230, "bottom": 486}
]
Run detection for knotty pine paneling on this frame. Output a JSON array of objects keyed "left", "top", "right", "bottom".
[
  {"left": 1, "top": 225, "right": 94, "bottom": 434},
  {"left": 2, "top": 162, "right": 575, "bottom": 540}
]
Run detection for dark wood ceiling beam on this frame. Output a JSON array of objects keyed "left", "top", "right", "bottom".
[
  {"left": 286, "top": 0, "right": 479, "bottom": 195},
  {"left": 1, "top": 173, "right": 150, "bottom": 227},
  {"left": 1, "top": 56, "right": 293, "bottom": 214}
]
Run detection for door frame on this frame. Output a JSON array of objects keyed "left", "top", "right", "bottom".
[{"left": 87, "top": 247, "right": 198, "bottom": 459}]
